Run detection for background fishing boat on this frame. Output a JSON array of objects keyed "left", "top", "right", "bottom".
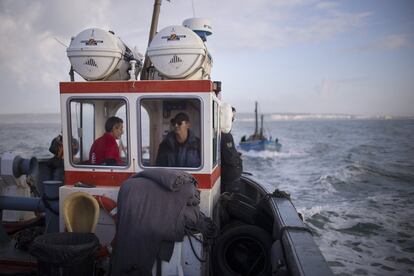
[{"left": 239, "top": 101, "right": 282, "bottom": 152}]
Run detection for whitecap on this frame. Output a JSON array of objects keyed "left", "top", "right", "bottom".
[
  {"left": 299, "top": 205, "right": 324, "bottom": 218},
  {"left": 239, "top": 149, "right": 306, "bottom": 159}
]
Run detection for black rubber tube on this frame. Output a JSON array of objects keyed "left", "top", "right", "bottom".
[{"left": 213, "top": 224, "right": 272, "bottom": 276}]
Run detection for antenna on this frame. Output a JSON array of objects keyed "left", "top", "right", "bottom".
[
  {"left": 192, "top": 0, "right": 196, "bottom": 17},
  {"left": 54, "top": 37, "right": 68, "bottom": 48}
]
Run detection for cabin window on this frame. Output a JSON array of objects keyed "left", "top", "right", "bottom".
[
  {"left": 69, "top": 98, "right": 129, "bottom": 167},
  {"left": 212, "top": 101, "right": 219, "bottom": 166},
  {"left": 139, "top": 97, "right": 202, "bottom": 169}
]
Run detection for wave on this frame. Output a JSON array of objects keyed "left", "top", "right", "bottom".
[
  {"left": 314, "top": 175, "right": 341, "bottom": 193},
  {"left": 299, "top": 205, "right": 325, "bottom": 218},
  {"left": 239, "top": 148, "right": 306, "bottom": 159},
  {"left": 334, "top": 222, "right": 382, "bottom": 236},
  {"left": 309, "top": 143, "right": 333, "bottom": 155},
  {"left": 313, "top": 161, "right": 414, "bottom": 195},
  {"left": 345, "top": 162, "right": 414, "bottom": 183}
]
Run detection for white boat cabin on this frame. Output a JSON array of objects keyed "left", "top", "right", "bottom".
[
  {"left": 58, "top": 20, "right": 227, "bottom": 275},
  {"left": 59, "top": 80, "right": 223, "bottom": 242}
]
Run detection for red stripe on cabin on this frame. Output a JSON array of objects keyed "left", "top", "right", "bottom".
[
  {"left": 60, "top": 80, "right": 213, "bottom": 94},
  {"left": 65, "top": 171, "right": 133, "bottom": 186},
  {"left": 193, "top": 166, "right": 221, "bottom": 189},
  {"left": 64, "top": 166, "right": 221, "bottom": 189}
]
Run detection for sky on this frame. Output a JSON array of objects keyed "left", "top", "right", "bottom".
[{"left": 0, "top": 0, "right": 413, "bottom": 116}]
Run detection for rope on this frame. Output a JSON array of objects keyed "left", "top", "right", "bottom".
[
  {"left": 14, "top": 226, "right": 44, "bottom": 250},
  {"left": 26, "top": 175, "right": 40, "bottom": 197},
  {"left": 264, "top": 189, "right": 305, "bottom": 221},
  {"left": 265, "top": 189, "right": 291, "bottom": 200},
  {"left": 185, "top": 229, "right": 207, "bottom": 263}
]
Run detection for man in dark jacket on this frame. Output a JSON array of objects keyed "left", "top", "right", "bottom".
[
  {"left": 221, "top": 107, "right": 243, "bottom": 193},
  {"left": 156, "top": 112, "right": 201, "bottom": 167}
]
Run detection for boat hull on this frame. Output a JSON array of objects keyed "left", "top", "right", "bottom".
[
  {"left": 211, "top": 174, "right": 332, "bottom": 276},
  {"left": 0, "top": 166, "right": 332, "bottom": 276},
  {"left": 239, "top": 139, "right": 281, "bottom": 152}
]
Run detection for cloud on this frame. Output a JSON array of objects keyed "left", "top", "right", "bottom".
[
  {"left": 206, "top": 1, "right": 372, "bottom": 51},
  {"left": 347, "top": 34, "right": 413, "bottom": 53},
  {"left": 0, "top": 0, "right": 412, "bottom": 116},
  {"left": 0, "top": 0, "right": 115, "bottom": 113},
  {"left": 315, "top": 2, "right": 339, "bottom": 10},
  {"left": 319, "top": 77, "right": 367, "bottom": 96},
  {"left": 376, "top": 34, "right": 412, "bottom": 50},
  {"left": 320, "top": 79, "right": 338, "bottom": 96}
]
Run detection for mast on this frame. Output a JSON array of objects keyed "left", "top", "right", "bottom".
[
  {"left": 140, "top": 0, "right": 162, "bottom": 80},
  {"left": 260, "top": 114, "right": 264, "bottom": 139},
  {"left": 254, "top": 101, "right": 258, "bottom": 137}
]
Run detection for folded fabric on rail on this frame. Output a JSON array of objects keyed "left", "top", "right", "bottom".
[{"left": 111, "top": 168, "right": 203, "bottom": 276}]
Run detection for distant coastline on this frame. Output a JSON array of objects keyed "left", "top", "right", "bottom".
[
  {"left": 236, "top": 113, "right": 414, "bottom": 122},
  {"left": 0, "top": 112, "right": 412, "bottom": 124}
]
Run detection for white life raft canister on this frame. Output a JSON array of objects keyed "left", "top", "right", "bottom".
[
  {"left": 147, "top": 22, "right": 212, "bottom": 80},
  {"left": 67, "top": 28, "right": 142, "bottom": 81}
]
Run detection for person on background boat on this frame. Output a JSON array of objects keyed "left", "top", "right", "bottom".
[
  {"left": 221, "top": 107, "right": 243, "bottom": 193},
  {"left": 156, "top": 112, "right": 201, "bottom": 167},
  {"left": 89, "top": 116, "right": 124, "bottom": 166}
]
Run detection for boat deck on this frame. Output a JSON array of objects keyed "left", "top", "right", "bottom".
[{"left": 0, "top": 239, "right": 37, "bottom": 273}]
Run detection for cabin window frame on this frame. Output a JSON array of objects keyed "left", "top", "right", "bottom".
[
  {"left": 67, "top": 96, "right": 130, "bottom": 169},
  {"left": 212, "top": 100, "right": 220, "bottom": 167},
  {"left": 137, "top": 95, "right": 204, "bottom": 170}
]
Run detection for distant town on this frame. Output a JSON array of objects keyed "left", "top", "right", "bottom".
[
  {"left": 236, "top": 113, "right": 412, "bottom": 121},
  {"left": 1, "top": 112, "right": 413, "bottom": 125}
]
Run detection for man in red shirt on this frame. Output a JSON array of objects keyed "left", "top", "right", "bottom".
[{"left": 89, "top": 116, "right": 124, "bottom": 165}]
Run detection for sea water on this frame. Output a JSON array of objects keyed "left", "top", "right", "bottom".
[
  {"left": 234, "top": 118, "right": 414, "bottom": 276},
  {"left": 1, "top": 114, "right": 413, "bottom": 275}
]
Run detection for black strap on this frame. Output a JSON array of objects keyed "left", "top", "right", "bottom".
[
  {"left": 156, "top": 258, "right": 162, "bottom": 276},
  {"left": 185, "top": 229, "right": 207, "bottom": 263},
  {"left": 41, "top": 194, "right": 59, "bottom": 215},
  {"left": 42, "top": 194, "right": 59, "bottom": 201}
]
